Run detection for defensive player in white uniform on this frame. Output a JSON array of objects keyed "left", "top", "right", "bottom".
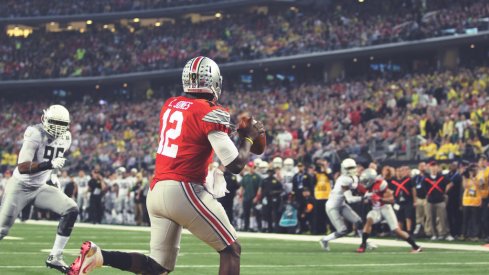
[
  {"left": 320, "top": 158, "right": 364, "bottom": 251},
  {"left": 357, "top": 168, "right": 422, "bottom": 253},
  {"left": 282, "top": 158, "right": 295, "bottom": 194},
  {"left": 0, "top": 105, "right": 78, "bottom": 273}
]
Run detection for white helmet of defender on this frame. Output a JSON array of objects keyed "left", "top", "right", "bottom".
[
  {"left": 42, "top": 105, "right": 70, "bottom": 139},
  {"left": 341, "top": 158, "right": 357, "bottom": 176},
  {"left": 182, "top": 56, "right": 223, "bottom": 101},
  {"left": 272, "top": 157, "right": 283, "bottom": 169},
  {"left": 258, "top": 161, "right": 269, "bottom": 174},
  {"left": 284, "top": 158, "right": 294, "bottom": 171},
  {"left": 360, "top": 168, "right": 378, "bottom": 188}
]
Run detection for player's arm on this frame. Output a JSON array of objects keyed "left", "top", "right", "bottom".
[
  {"left": 17, "top": 142, "right": 65, "bottom": 174},
  {"left": 342, "top": 186, "right": 362, "bottom": 203}
]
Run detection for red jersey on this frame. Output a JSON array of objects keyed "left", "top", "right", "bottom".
[
  {"left": 370, "top": 179, "right": 388, "bottom": 208},
  {"left": 151, "top": 96, "right": 231, "bottom": 189}
]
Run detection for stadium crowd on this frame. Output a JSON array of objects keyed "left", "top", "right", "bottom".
[
  {"left": 0, "top": 0, "right": 224, "bottom": 17},
  {"left": 1, "top": 0, "right": 488, "bottom": 80},
  {"left": 0, "top": 64, "right": 488, "bottom": 242}
]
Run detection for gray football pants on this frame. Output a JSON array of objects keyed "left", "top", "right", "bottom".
[
  {"left": 326, "top": 204, "right": 362, "bottom": 233},
  {"left": 0, "top": 176, "right": 77, "bottom": 239}
]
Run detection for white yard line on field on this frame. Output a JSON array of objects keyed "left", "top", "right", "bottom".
[
  {"left": 2, "top": 262, "right": 489, "bottom": 269},
  {"left": 23, "top": 220, "right": 489, "bottom": 252}
]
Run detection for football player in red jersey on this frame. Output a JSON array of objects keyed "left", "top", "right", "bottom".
[
  {"left": 68, "top": 56, "right": 264, "bottom": 275},
  {"left": 357, "top": 168, "right": 422, "bottom": 253}
]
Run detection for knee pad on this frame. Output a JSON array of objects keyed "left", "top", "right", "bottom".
[{"left": 57, "top": 207, "right": 78, "bottom": 236}]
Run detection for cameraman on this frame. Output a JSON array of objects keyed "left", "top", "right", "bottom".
[{"left": 461, "top": 164, "right": 482, "bottom": 240}]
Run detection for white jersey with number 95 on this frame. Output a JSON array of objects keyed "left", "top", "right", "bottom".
[{"left": 12, "top": 124, "right": 71, "bottom": 187}]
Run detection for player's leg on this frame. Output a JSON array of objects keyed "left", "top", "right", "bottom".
[
  {"left": 68, "top": 182, "right": 178, "bottom": 275},
  {"left": 383, "top": 205, "right": 421, "bottom": 252},
  {"left": 0, "top": 177, "right": 32, "bottom": 240},
  {"left": 319, "top": 206, "right": 348, "bottom": 251},
  {"left": 178, "top": 182, "right": 239, "bottom": 275},
  {"left": 358, "top": 210, "right": 378, "bottom": 252},
  {"left": 33, "top": 184, "right": 78, "bottom": 272},
  {"left": 341, "top": 204, "right": 364, "bottom": 238}
]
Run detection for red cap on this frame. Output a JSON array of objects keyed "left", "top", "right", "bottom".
[{"left": 247, "top": 161, "right": 254, "bottom": 167}]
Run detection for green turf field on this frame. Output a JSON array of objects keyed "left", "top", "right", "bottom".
[{"left": 1, "top": 222, "right": 488, "bottom": 274}]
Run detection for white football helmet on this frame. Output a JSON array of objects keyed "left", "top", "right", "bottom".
[
  {"left": 410, "top": 168, "right": 420, "bottom": 178},
  {"left": 258, "top": 161, "right": 269, "bottom": 174},
  {"left": 284, "top": 158, "right": 294, "bottom": 171},
  {"left": 253, "top": 158, "right": 263, "bottom": 167},
  {"left": 41, "top": 105, "right": 70, "bottom": 138},
  {"left": 272, "top": 157, "right": 283, "bottom": 169},
  {"left": 341, "top": 158, "right": 357, "bottom": 176},
  {"left": 182, "top": 56, "right": 223, "bottom": 101},
  {"left": 360, "top": 168, "right": 378, "bottom": 188}
]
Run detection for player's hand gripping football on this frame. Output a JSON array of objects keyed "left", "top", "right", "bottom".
[
  {"left": 236, "top": 112, "right": 266, "bottom": 155},
  {"left": 51, "top": 157, "right": 66, "bottom": 169}
]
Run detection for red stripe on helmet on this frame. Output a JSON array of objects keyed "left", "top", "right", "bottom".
[{"left": 191, "top": 56, "right": 204, "bottom": 73}]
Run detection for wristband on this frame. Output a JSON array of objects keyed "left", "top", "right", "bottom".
[
  {"left": 244, "top": 137, "right": 254, "bottom": 145},
  {"left": 38, "top": 161, "right": 53, "bottom": 171}
]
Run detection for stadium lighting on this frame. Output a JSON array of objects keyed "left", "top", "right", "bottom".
[
  {"left": 123, "top": 83, "right": 128, "bottom": 88},
  {"left": 103, "top": 24, "right": 108, "bottom": 29},
  {"left": 353, "top": 58, "right": 358, "bottom": 62},
  {"left": 292, "top": 65, "right": 296, "bottom": 69},
  {"left": 80, "top": 29, "right": 85, "bottom": 33},
  {"left": 95, "top": 85, "right": 100, "bottom": 90},
  {"left": 358, "top": 0, "right": 365, "bottom": 3},
  {"left": 470, "top": 44, "right": 475, "bottom": 48},
  {"left": 67, "top": 25, "right": 73, "bottom": 30},
  {"left": 249, "top": 69, "right": 254, "bottom": 73},
  {"left": 133, "top": 18, "right": 140, "bottom": 23},
  {"left": 370, "top": 56, "right": 374, "bottom": 60},
  {"left": 50, "top": 22, "right": 55, "bottom": 26},
  {"left": 155, "top": 22, "right": 161, "bottom": 27},
  {"left": 215, "top": 12, "right": 222, "bottom": 18},
  {"left": 86, "top": 20, "right": 93, "bottom": 25},
  {"left": 307, "top": 63, "right": 311, "bottom": 67}
]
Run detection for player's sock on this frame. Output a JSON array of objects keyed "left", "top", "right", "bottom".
[
  {"left": 101, "top": 250, "right": 168, "bottom": 274},
  {"left": 322, "top": 232, "right": 337, "bottom": 242},
  {"left": 406, "top": 236, "right": 419, "bottom": 249},
  {"left": 101, "top": 250, "right": 131, "bottom": 270},
  {"left": 50, "top": 234, "right": 70, "bottom": 256},
  {"left": 360, "top": 232, "right": 369, "bottom": 249}
]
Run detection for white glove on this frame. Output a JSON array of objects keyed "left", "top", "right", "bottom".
[
  {"left": 51, "top": 157, "right": 66, "bottom": 169},
  {"left": 363, "top": 192, "right": 373, "bottom": 200}
]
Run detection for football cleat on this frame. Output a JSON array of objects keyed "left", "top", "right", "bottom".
[
  {"left": 319, "top": 238, "right": 330, "bottom": 251},
  {"left": 411, "top": 247, "right": 423, "bottom": 253},
  {"left": 356, "top": 247, "right": 366, "bottom": 253},
  {"left": 366, "top": 242, "right": 378, "bottom": 250},
  {"left": 46, "top": 254, "right": 69, "bottom": 273},
  {"left": 67, "top": 241, "right": 103, "bottom": 275}
]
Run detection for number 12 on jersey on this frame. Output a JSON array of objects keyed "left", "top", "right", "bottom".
[{"left": 157, "top": 109, "right": 183, "bottom": 158}]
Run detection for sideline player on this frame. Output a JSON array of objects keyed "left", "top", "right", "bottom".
[
  {"left": 0, "top": 105, "right": 77, "bottom": 273},
  {"left": 357, "top": 168, "right": 422, "bottom": 253},
  {"left": 319, "top": 158, "right": 364, "bottom": 251},
  {"left": 68, "top": 56, "right": 264, "bottom": 275}
]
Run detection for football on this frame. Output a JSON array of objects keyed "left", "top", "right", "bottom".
[{"left": 237, "top": 112, "right": 266, "bottom": 155}]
